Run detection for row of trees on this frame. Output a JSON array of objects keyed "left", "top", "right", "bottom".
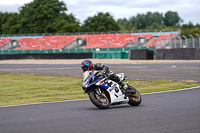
[
  {"left": 0, "top": 0, "right": 199, "bottom": 38},
  {"left": 117, "top": 11, "right": 183, "bottom": 30},
  {"left": 0, "top": 0, "right": 80, "bottom": 34},
  {"left": 117, "top": 12, "right": 200, "bottom": 38}
]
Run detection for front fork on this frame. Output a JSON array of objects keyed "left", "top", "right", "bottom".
[{"left": 88, "top": 88, "right": 104, "bottom": 98}]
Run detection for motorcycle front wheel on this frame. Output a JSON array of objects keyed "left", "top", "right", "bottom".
[
  {"left": 127, "top": 86, "right": 142, "bottom": 106},
  {"left": 89, "top": 89, "right": 110, "bottom": 109}
]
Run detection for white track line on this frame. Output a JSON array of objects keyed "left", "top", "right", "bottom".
[
  {"left": 0, "top": 99, "right": 89, "bottom": 108},
  {"left": 0, "top": 67, "right": 147, "bottom": 71},
  {"left": 0, "top": 68, "right": 79, "bottom": 70},
  {"left": 141, "top": 86, "right": 200, "bottom": 95},
  {"left": 0, "top": 86, "right": 199, "bottom": 108}
]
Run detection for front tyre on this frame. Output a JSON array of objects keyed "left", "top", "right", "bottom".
[
  {"left": 89, "top": 89, "right": 110, "bottom": 109},
  {"left": 127, "top": 86, "right": 142, "bottom": 106}
]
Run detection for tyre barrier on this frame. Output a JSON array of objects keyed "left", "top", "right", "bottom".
[
  {"left": 129, "top": 49, "right": 154, "bottom": 60},
  {"left": 0, "top": 53, "right": 92, "bottom": 60},
  {"left": 156, "top": 48, "right": 200, "bottom": 60}
]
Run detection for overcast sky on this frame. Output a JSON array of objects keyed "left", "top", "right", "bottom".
[{"left": 0, "top": 0, "right": 199, "bottom": 25}]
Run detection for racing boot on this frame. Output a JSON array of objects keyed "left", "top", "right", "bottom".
[
  {"left": 119, "top": 81, "right": 128, "bottom": 92},
  {"left": 120, "top": 81, "right": 135, "bottom": 94},
  {"left": 120, "top": 81, "right": 128, "bottom": 89}
]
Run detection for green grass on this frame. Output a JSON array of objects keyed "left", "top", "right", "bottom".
[{"left": 0, "top": 72, "right": 200, "bottom": 106}]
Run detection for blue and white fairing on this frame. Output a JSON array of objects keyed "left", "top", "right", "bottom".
[
  {"left": 82, "top": 70, "right": 101, "bottom": 90},
  {"left": 82, "top": 71, "right": 129, "bottom": 104}
]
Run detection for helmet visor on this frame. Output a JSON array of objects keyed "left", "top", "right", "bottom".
[{"left": 82, "top": 65, "right": 89, "bottom": 72}]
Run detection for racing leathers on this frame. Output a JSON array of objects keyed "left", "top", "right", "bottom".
[{"left": 93, "top": 63, "right": 127, "bottom": 89}]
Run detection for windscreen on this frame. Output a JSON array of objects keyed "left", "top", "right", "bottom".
[{"left": 83, "top": 71, "right": 90, "bottom": 81}]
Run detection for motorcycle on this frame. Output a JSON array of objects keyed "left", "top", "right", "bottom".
[{"left": 82, "top": 70, "right": 142, "bottom": 109}]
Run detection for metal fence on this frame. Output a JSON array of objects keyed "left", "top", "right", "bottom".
[{"left": 155, "top": 37, "right": 200, "bottom": 49}]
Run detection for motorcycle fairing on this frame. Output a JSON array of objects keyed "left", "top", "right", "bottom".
[
  {"left": 82, "top": 71, "right": 129, "bottom": 104},
  {"left": 97, "top": 78, "right": 110, "bottom": 90},
  {"left": 96, "top": 78, "right": 129, "bottom": 104},
  {"left": 106, "top": 80, "right": 129, "bottom": 104}
]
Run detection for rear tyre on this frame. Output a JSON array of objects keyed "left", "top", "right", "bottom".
[
  {"left": 89, "top": 89, "right": 110, "bottom": 109},
  {"left": 127, "top": 86, "right": 142, "bottom": 106}
]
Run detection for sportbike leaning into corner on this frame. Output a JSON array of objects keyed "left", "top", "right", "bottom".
[{"left": 81, "top": 60, "right": 142, "bottom": 109}]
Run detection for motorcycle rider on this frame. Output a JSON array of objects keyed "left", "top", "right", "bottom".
[{"left": 81, "top": 60, "right": 128, "bottom": 90}]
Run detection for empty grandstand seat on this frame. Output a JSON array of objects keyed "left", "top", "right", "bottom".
[{"left": 0, "top": 38, "right": 12, "bottom": 47}]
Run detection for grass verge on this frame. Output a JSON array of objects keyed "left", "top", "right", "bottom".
[{"left": 0, "top": 72, "right": 200, "bottom": 106}]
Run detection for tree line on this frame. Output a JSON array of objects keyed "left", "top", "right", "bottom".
[{"left": 0, "top": 0, "right": 199, "bottom": 38}]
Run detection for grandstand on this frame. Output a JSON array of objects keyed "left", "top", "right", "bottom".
[{"left": 0, "top": 30, "right": 180, "bottom": 51}]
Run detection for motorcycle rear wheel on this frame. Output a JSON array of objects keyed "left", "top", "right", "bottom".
[
  {"left": 89, "top": 89, "right": 110, "bottom": 109},
  {"left": 127, "top": 87, "right": 142, "bottom": 106}
]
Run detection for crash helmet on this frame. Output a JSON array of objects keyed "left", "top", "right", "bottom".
[{"left": 81, "top": 60, "right": 93, "bottom": 72}]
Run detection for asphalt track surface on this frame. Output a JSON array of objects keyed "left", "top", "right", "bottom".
[
  {"left": 0, "top": 62, "right": 200, "bottom": 133},
  {"left": 0, "top": 62, "right": 199, "bottom": 81},
  {"left": 0, "top": 87, "right": 200, "bottom": 133}
]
